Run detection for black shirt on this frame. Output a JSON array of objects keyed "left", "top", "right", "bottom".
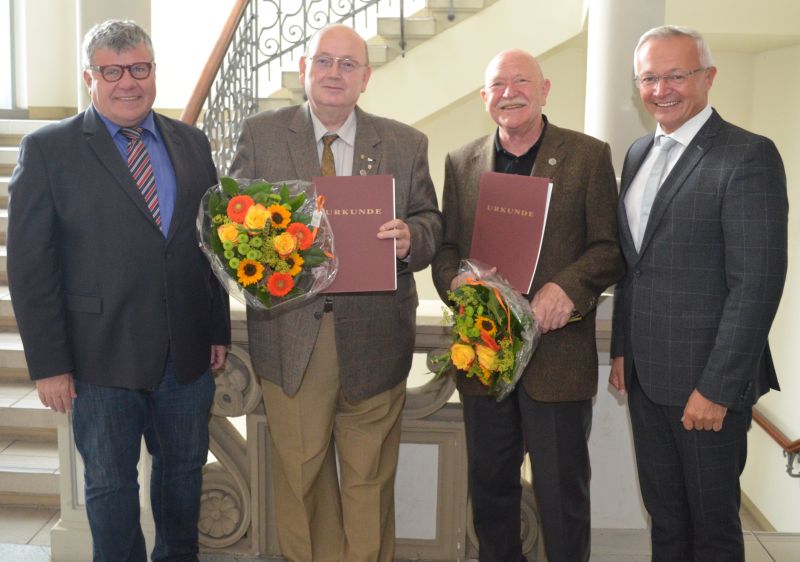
[{"left": 493, "top": 116, "right": 548, "bottom": 176}]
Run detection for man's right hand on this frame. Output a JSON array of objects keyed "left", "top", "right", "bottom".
[
  {"left": 609, "top": 357, "right": 626, "bottom": 395},
  {"left": 36, "top": 373, "right": 77, "bottom": 413}
]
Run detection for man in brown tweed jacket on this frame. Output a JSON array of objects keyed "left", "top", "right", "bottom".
[{"left": 432, "top": 49, "right": 624, "bottom": 562}]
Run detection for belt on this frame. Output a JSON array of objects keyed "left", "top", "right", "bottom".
[{"left": 323, "top": 296, "right": 333, "bottom": 313}]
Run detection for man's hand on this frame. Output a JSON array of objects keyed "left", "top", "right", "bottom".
[
  {"left": 210, "top": 345, "right": 227, "bottom": 371},
  {"left": 377, "top": 219, "right": 411, "bottom": 260},
  {"left": 530, "top": 282, "right": 575, "bottom": 333},
  {"left": 682, "top": 389, "right": 727, "bottom": 431},
  {"left": 609, "top": 357, "right": 626, "bottom": 395},
  {"left": 36, "top": 373, "right": 76, "bottom": 413}
]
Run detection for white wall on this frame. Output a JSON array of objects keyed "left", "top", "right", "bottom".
[{"left": 741, "top": 42, "right": 800, "bottom": 533}]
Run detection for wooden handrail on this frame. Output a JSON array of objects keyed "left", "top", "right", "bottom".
[
  {"left": 180, "top": 0, "right": 250, "bottom": 125},
  {"left": 753, "top": 407, "right": 800, "bottom": 454}
]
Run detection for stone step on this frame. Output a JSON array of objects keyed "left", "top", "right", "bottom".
[
  {"left": 0, "top": 119, "right": 51, "bottom": 144},
  {"left": 0, "top": 147, "right": 17, "bottom": 177},
  {"left": 427, "top": 0, "right": 486, "bottom": 9},
  {"left": 0, "top": 331, "right": 26, "bottom": 370},
  {"left": 377, "top": 16, "right": 437, "bottom": 39},
  {"left": 0, "top": 437, "right": 60, "bottom": 505},
  {"left": 0, "top": 286, "right": 14, "bottom": 329}
]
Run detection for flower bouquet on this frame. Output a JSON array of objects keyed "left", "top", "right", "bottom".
[
  {"left": 197, "top": 177, "right": 337, "bottom": 312},
  {"left": 436, "top": 260, "right": 539, "bottom": 401}
]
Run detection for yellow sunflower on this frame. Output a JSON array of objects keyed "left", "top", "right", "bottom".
[
  {"left": 266, "top": 204, "right": 292, "bottom": 230},
  {"left": 286, "top": 252, "right": 305, "bottom": 276},
  {"left": 475, "top": 315, "right": 497, "bottom": 337},
  {"left": 237, "top": 258, "right": 264, "bottom": 286}
]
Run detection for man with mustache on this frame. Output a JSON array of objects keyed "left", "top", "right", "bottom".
[{"left": 432, "top": 49, "right": 624, "bottom": 562}]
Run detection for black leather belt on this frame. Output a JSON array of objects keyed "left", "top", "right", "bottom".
[{"left": 323, "top": 296, "right": 333, "bottom": 312}]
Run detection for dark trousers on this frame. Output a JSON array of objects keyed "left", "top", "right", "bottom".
[
  {"left": 462, "top": 389, "right": 592, "bottom": 562},
  {"left": 628, "top": 371, "right": 750, "bottom": 562},
  {"left": 73, "top": 362, "right": 215, "bottom": 562}
]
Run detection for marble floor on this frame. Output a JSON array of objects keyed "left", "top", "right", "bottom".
[{"left": 0, "top": 511, "right": 798, "bottom": 562}]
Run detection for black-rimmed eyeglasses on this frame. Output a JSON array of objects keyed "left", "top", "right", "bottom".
[{"left": 87, "top": 62, "right": 154, "bottom": 83}]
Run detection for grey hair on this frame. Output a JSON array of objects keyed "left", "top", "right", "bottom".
[
  {"left": 633, "top": 25, "right": 714, "bottom": 74},
  {"left": 82, "top": 20, "right": 154, "bottom": 68},
  {"left": 303, "top": 24, "right": 369, "bottom": 65}
]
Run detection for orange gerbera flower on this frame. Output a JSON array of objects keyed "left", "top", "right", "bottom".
[
  {"left": 268, "top": 272, "right": 294, "bottom": 297},
  {"left": 286, "top": 253, "right": 305, "bottom": 276},
  {"left": 267, "top": 204, "right": 292, "bottom": 230},
  {"left": 287, "top": 222, "right": 313, "bottom": 250},
  {"left": 227, "top": 195, "right": 255, "bottom": 224},
  {"left": 475, "top": 316, "right": 497, "bottom": 337},
  {"left": 237, "top": 259, "right": 264, "bottom": 286}
]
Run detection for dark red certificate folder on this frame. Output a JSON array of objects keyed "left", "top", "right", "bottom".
[
  {"left": 314, "top": 174, "right": 397, "bottom": 293},
  {"left": 469, "top": 171, "right": 552, "bottom": 294}
]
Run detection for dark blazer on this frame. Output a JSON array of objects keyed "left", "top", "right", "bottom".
[
  {"left": 7, "top": 106, "right": 230, "bottom": 389},
  {"left": 229, "top": 103, "right": 442, "bottom": 402},
  {"left": 611, "top": 110, "right": 787, "bottom": 410},
  {"left": 431, "top": 122, "right": 624, "bottom": 402}
]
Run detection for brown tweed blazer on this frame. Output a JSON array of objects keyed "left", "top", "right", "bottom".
[
  {"left": 230, "top": 103, "right": 442, "bottom": 402},
  {"left": 431, "top": 122, "right": 624, "bottom": 401}
]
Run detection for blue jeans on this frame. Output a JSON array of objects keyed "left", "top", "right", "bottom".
[{"left": 72, "top": 362, "right": 215, "bottom": 562}]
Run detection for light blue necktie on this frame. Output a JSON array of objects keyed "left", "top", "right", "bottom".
[{"left": 637, "top": 136, "right": 677, "bottom": 250}]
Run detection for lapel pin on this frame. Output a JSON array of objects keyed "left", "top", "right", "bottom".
[{"left": 548, "top": 157, "right": 557, "bottom": 166}]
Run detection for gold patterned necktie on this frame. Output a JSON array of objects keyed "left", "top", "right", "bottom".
[
  {"left": 120, "top": 127, "right": 161, "bottom": 226},
  {"left": 321, "top": 134, "right": 338, "bottom": 176}
]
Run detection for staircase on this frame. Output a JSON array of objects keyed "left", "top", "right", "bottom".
[
  {"left": 0, "top": 119, "right": 60, "bottom": 510},
  {"left": 260, "top": 0, "right": 497, "bottom": 111}
]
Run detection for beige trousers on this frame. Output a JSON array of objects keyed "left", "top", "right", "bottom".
[{"left": 261, "top": 312, "right": 407, "bottom": 562}]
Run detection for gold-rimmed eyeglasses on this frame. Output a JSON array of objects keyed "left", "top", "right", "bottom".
[{"left": 634, "top": 67, "right": 708, "bottom": 88}]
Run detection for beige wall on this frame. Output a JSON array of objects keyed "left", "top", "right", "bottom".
[{"left": 741, "top": 42, "right": 800, "bottom": 533}]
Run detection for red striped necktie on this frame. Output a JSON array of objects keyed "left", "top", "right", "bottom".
[{"left": 121, "top": 127, "right": 161, "bottom": 226}]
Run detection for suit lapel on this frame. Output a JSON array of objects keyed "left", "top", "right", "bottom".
[
  {"left": 83, "top": 107, "right": 160, "bottom": 230},
  {"left": 639, "top": 112, "right": 723, "bottom": 254},
  {"left": 352, "top": 107, "right": 382, "bottom": 176},
  {"left": 619, "top": 135, "right": 654, "bottom": 261},
  {"left": 155, "top": 114, "right": 189, "bottom": 243},
  {"left": 288, "top": 104, "right": 321, "bottom": 179},
  {"left": 531, "top": 122, "right": 567, "bottom": 180}
]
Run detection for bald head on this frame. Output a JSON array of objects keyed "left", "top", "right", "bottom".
[
  {"left": 305, "top": 24, "right": 369, "bottom": 65},
  {"left": 480, "top": 49, "right": 550, "bottom": 144},
  {"left": 484, "top": 49, "right": 544, "bottom": 88}
]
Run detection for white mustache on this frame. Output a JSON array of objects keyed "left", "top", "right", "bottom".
[{"left": 497, "top": 98, "right": 527, "bottom": 109}]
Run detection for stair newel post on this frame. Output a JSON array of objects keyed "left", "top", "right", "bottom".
[{"left": 399, "top": 1, "right": 406, "bottom": 56}]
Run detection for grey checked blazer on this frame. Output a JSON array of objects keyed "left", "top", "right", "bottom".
[
  {"left": 611, "top": 109, "right": 787, "bottom": 410},
  {"left": 229, "top": 103, "right": 442, "bottom": 401}
]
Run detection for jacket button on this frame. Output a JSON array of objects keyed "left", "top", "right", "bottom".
[
  {"left": 634, "top": 269, "right": 641, "bottom": 278},
  {"left": 314, "top": 311, "right": 323, "bottom": 320}
]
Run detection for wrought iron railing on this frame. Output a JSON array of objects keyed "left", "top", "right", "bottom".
[{"left": 182, "top": 0, "right": 432, "bottom": 175}]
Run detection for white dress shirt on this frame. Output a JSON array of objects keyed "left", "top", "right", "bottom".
[
  {"left": 625, "top": 105, "right": 713, "bottom": 245},
  {"left": 310, "top": 108, "right": 357, "bottom": 177}
]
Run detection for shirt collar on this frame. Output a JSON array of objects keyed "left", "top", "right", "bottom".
[
  {"left": 309, "top": 107, "right": 357, "bottom": 148},
  {"left": 95, "top": 107, "right": 158, "bottom": 140},
  {"left": 655, "top": 105, "right": 712, "bottom": 147},
  {"left": 494, "top": 114, "right": 549, "bottom": 157}
]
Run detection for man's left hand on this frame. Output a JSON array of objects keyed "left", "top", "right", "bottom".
[
  {"left": 210, "top": 345, "right": 228, "bottom": 371},
  {"left": 530, "top": 282, "right": 575, "bottom": 333},
  {"left": 682, "top": 389, "right": 727, "bottom": 431},
  {"left": 377, "top": 219, "right": 411, "bottom": 259}
]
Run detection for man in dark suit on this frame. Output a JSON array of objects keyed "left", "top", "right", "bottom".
[
  {"left": 431, "top": 49, "right": 624, "bottom": 562},
  {"left": 229, "top": 24, "right": 441, "bottom": 562},
  {"left": 610, "top": 25, "right": 787, "bottom": 561},
  {"left": 7, "top": 20, "right": 230, "bottom": 562}
]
